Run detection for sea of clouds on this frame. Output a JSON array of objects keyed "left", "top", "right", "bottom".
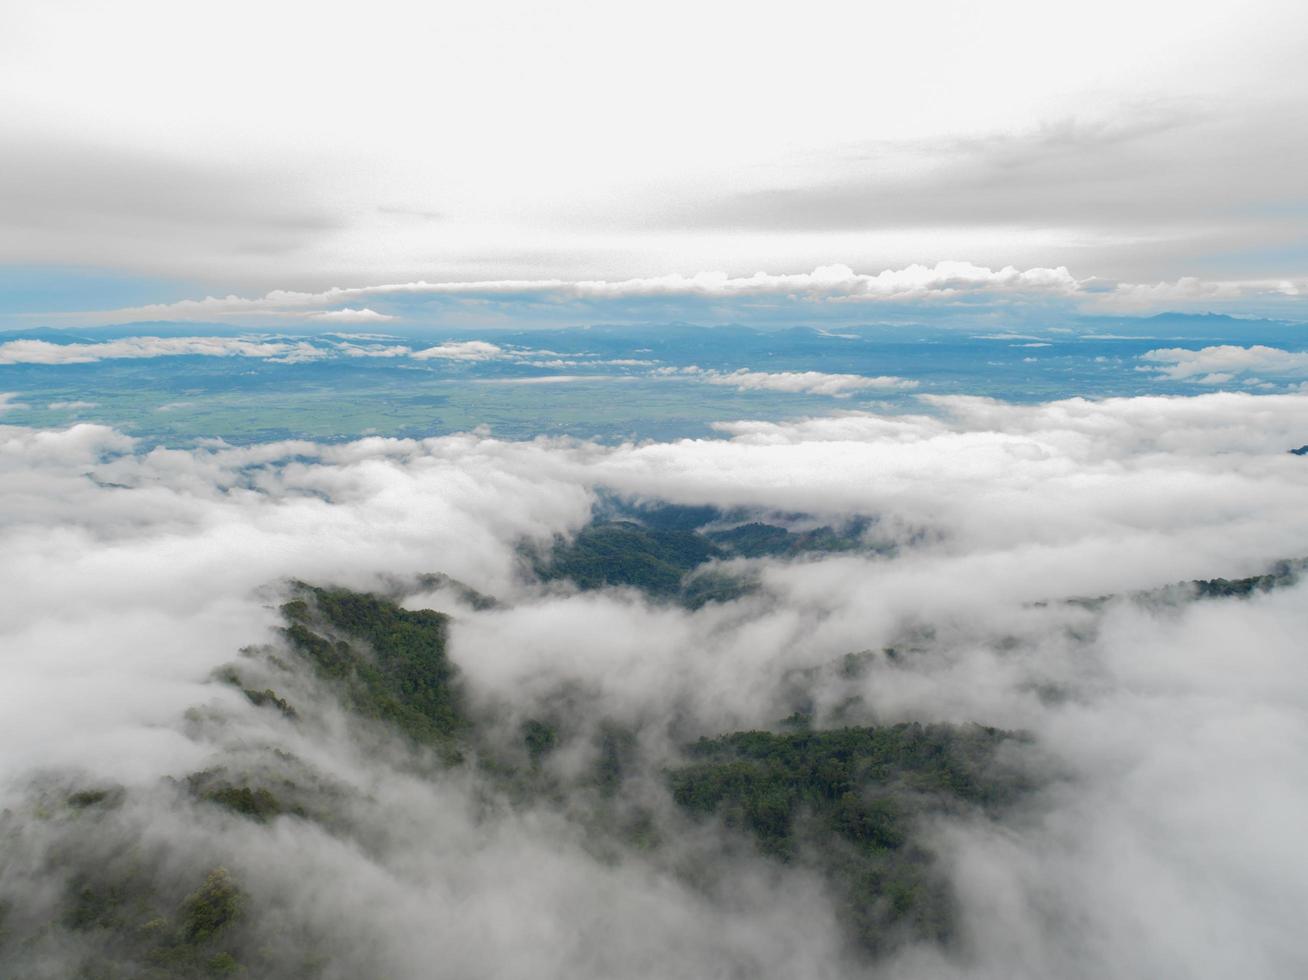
[{"left": 2, "top": 390, "right": 1307, "bottom": 978}]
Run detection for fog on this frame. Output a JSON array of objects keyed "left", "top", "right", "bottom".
[{"left": 2, "top": 391, "right": 1306, "bottom": 978}]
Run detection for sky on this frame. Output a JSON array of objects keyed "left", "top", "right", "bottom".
[{"left": 2, "top": 0, "right": 1307, "bottom": 328}]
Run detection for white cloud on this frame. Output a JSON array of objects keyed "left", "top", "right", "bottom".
[
  {"left": 52, "top": 262, "right": 1084, "bottom": 324},
  {"left": 658, "top": 366, "right": 917, "bottom": 397},
  {"left": 0, "top": 335, "right": 327, "bottom": 365},
  {"left": 0, "top": 393, "right": 27, "bottom": 413},
  {"left": 543, "top": 261, "right": 1080, "bottom": 300},
  {"left": 47, "top": 400, "right": 97, "bottom": 410},
  {"left": 38, "top": 262, "right": 1308, "bottom": 329},
  {"left": 307, "top": 307, "right": 395, "bottom": 323},
  {"left": 337, "top": 342, "right": 413, "bottom": 358},
  {"left": 475, "top": 374, "right": 631, "bottom": 385},
  {"left": 1140, "top": 345, "right": 1308, "bottom": 383},
  {"left": 524, "top": 359, "right": 583, "bottom": 368},
  {"left": 0, "top": 334, "right": 590, "bottom": 367},
  {"left": 411, "top": 340, "right": 506, "bottom": 361}
]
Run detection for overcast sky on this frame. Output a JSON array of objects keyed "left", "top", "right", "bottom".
[{"left": 2, "top": 0, "right": 1306, "bottom": 325}]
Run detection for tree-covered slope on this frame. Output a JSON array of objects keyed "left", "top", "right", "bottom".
[
  {"left": 280, "top": 584, "right": 467, "bottom": 755},
  {"left": 667, "top": 724, "right": 1026, "bottom": 951},
  {"left": 531, "top": 505, "right": 878, "bottom": 604},
  {"left": 8, "top": 547, "right": 1306, "bottom": 977},
  {"left": 534, "top": 520, "right": 722, "bottom": 597}
]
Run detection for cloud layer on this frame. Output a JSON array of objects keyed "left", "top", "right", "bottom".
[
  {"left": 2, "top": 391, "right": 1308, "bottom": 975},
  {"left": 411, "top": 340, "right": 508, "bottom": 361},
  {"left": 28, "top": 261, "right": 1306, "bottom": 330},
  {"left": 0, "top": 335, "right": 326, "bottom": 365},
  {"left": 0, "top": 334, "right": 920, "bottom": 398},
  {"left": 1141, "top": 344, "right": 1308, "bottom": 385},
  {"left": 659, "top": 366, "right": 918, "bottom": 396}
]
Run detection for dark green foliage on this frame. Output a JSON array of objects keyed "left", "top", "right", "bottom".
[
  {"left": 704, "top": 521, "right": 792, "bottom": 556},
  {"left": 779, "top": 709, "right": 815, "bottom": 730},
  {"left": 177, "top": 869, "right": 242, "bottom": 945},
  {"left": 411, "top": 572, "right": 500, "bottom": 610},
  {"left": 667, "top": 722, "right": 1024, "bottom": 952},
  {"left": 535, "top": 511, "right": 877, "bottom": 604},
  {"left": 521, "top": 719, "right": 558, "bottom": 767},
  {"left": 1058, "top": 558, "right": 1308, "bottom": 609},
  {"left": 280, "top": 585, "right": 466, "bottom": 756},
  {"left": 1192, "top": 559, "right": 1305, "bottom": 598},
  {"left": 679, "top": 569, "right": 758, "bottom": 608},
  {"left": 615, "top": 502, "right": 723, "bottom": 531},
  {"left": 183, "top": 755, "right": 354, "bottom": 838},
  {"left": 706, "top": 520, "right": 867, "bottom": 558},
  {"left": 592, "top": 721, "right": 638, "bottom": 797},
  {"left": 1195, "top": 575, "right": 1279, "bottom": 598},
  {"left": 67, "top": 787, "right": 125, "bottom": 810},
  {"left": 282, "top": 623, "right": 353, "bottom": 677},
  {"left": 216, "top": 667, "right": 300, "bottom": 720},
  {"left": 185, "top": 767, "right": 311, "bottom": 823},
  {"left": 206, "top": 952, "right": 241, "bottom": 975},
  {"left": 58, "top": 860, "right": 250, "bottom": 979},
  {"left": 281, "top": 598, "right": 311, "bottom": 623},
  {"left": 537, "top": 521, "right": 722, "bottom": 596},
  {"left": 65, "top": 876, "right": 150, "bottom": 933},
  {"left": 242, "top": 687, "right": 298, "bottom": 719},
  {"left": 674, "top": 723, "right": 1021, "bottom": 810},
  {"left": 198, "top": 784, "right": 285, "bottom": 822},
  {"left": 1, "top": 774, "right": 338, "bottom": 978}
]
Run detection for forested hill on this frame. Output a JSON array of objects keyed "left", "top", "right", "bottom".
[
  {"left": 2, "top": 556, "right": 1299, "bottom": 977},
  {"left": 1, "top": 583, "right": 1027, "bottom": 977},
  {"left": 530, "top": 502, "right": 878, "bottom": 605}
]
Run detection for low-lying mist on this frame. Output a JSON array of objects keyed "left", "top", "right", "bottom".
[{"left": 2, "top": 391, "right": 1307, "bottom": 978}]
